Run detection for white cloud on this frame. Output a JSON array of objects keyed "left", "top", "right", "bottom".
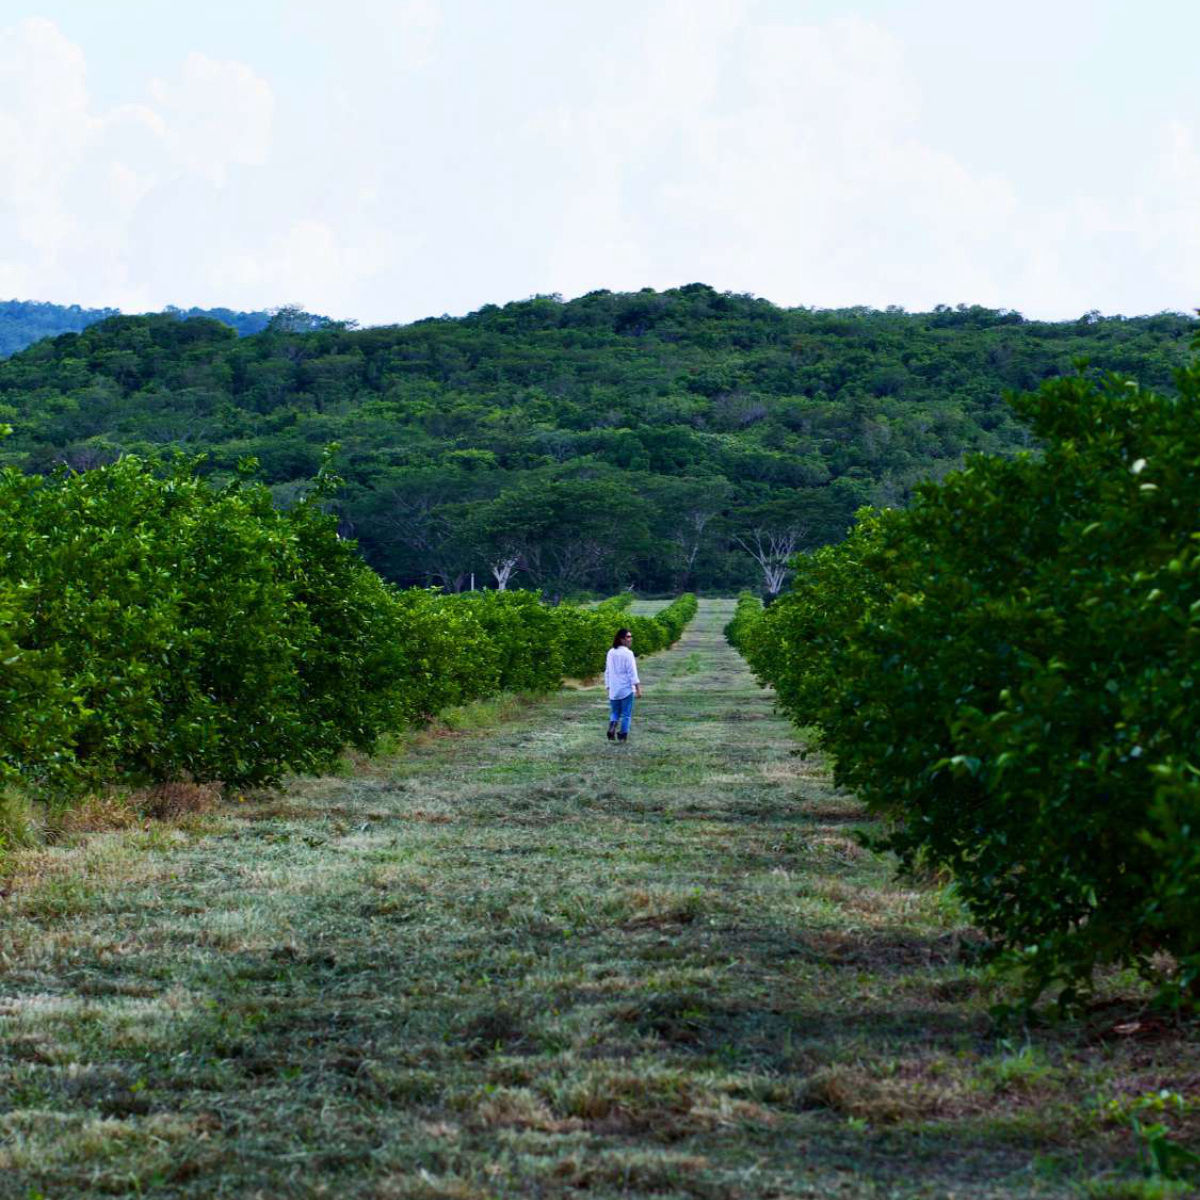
[
  {"left": 202, "top": 217, "right": 409, "bottom": 314},
  {"left": 520, "top": 5, "right": 1198, "bottom": 319},
  {"left": 0, "top": 21, "right": 273, "bottom": 307},
  {"left": 0, "top": 5, "right": 1196, "bottom": 322},
  {"left": 148, "top": 53, "right": 274, "bottom": 185},
  {"left": 0, "top": 18, "right": 93, "bottom": 255},
  {"left": 0, "top": 18, "right": 393, "bottom": 315},
  {"left": 283, "top": 0, "right": 442, "bottom": 72},
  {"left": 533, "top": 13, "right": 1019, "bottom": 310},
  {"left": 996, "top": 117, "right": 1200, "bottom": 319},
  {"left": 1137, "top": 120, "right": 1200, "bottom": 309}
]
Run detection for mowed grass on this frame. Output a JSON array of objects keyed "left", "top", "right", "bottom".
[{"left": 1, "top": 600, "right": 1197, "bottom": 1199}]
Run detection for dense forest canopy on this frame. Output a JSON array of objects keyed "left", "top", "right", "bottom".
[
  {"left": 0, "top": 299, "right": 287, "bottom": 359},
  {"left": 0, "top": 284, "right": 1193, "bottom": 594}
]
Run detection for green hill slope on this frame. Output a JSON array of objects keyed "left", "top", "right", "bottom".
[
  {"left": 0, "top": 299, "right": 286, "bottom": 359},
  {"left": 0, "top": 284, "right": 1192, "bottom": 593}
]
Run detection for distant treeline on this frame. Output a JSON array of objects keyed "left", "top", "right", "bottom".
[
  {"left": 0, "top": 299, "right": 293, "bottom": 359},
  {"left": 0, "top": 284, "right": 1193, "bottom": 594}
]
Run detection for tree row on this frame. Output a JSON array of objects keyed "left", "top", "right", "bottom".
[
  {"left": 0, "top": 443, "right": 695, "bottom": 812},
  {"left": 729, "top": 347, "right": 1200, "bottom": 1006}
]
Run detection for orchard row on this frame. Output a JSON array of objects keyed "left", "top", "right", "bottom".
[
  {"left": 0, "top": 444, "right": 695, "bottom": 798},
  {"left": 730, "top": 353, "right": 1200, "bottom": 1006}
]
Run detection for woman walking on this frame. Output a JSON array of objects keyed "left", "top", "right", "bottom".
[{"left": 605, "top": 627, "right": 642, "bottom": 743}]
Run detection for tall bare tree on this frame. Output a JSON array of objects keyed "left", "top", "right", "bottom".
[
  {"left": 489, "top": 548, "right": 523, "bottom": 591},
  {"left": 733, "top": 525, "right": 806, "bottom": 599}
]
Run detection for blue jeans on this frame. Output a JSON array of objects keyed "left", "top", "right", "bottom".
[{"left": 608, "top": 693, "right": 635, "bottom": 735}]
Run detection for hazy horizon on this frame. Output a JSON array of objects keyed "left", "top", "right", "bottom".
[{"left": 5, "top": 287, "right": 1197, "bottom": 333}]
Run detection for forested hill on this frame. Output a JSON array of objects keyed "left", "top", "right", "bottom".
[
  {"left": 0, "top": 284, "right": 1193, "bottom": 594},
  {"left": 0, "top": 299, "right": 287, "bottom": 359}
]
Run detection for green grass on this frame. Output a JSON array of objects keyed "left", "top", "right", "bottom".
[{"left": 0, "top": 600, "right": 1196, "bottom": 1198}]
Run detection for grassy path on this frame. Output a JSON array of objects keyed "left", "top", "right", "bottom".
[{"left": 1, "top": 600, "right": 1195, "bottom": 1198}]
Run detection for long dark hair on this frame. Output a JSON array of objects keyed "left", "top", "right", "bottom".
[{"left": 612, "top": 627, "right": 631, "bottom": 649}]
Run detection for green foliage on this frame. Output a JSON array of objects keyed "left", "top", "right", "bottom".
[
  {"left": 0, "top": 300, "right": 276, "bottom": 359},
  {"left": 738, "top": 508, "right": 898, "bottom": 738},
  {"left": 1, "top": 289, "right": 1191, "bottom": 593},
  {"left": 0, "top": 455, "right": 411, "bottom": 789},
  {"left": 449, "top": 591, "right": 563, "bottom": 694},
  {"left": 741, "top": 353, "right": 1200, "bottom": 1003},
  {"left": 648, "top": 592, "right": 699, "bottom": 646},
  {"left": 0, "top": 451, "right": 698, "bottom": 794},
  {"left": 385, "top": 589, "right": 500, "bottom": 722},
  {"left": 1105, "top": 1091, "right": 1200, "bottom": 1183},
  {"left": 550, "top": 596, "right": 629, "bottom": 680},
  {"left": 0, "top": 786, "right": 39, "bottom": 859},
  {"left": 547, "top": 593, "right": 697, "bottom": 681},
  {"left": 0, "top": 578, "right": 82, "bottom": 792},
  {"left": 723, "top": 591, "right": 765, "bottom": 654}
]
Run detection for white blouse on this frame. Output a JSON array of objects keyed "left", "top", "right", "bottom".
[{"left": 604, "top": 645, "right": 640, "bottom": 700}]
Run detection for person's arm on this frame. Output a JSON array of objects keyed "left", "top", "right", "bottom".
[{"left": 631, "top": 652, "right": 642, "bottom": 698}]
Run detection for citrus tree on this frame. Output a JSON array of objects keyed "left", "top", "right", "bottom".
[{"left": 740, "top": 353, "right": 1200, "bottom": 1004}]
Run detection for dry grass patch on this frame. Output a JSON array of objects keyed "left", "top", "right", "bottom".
[
  {"left": 537, "top": 1064, "right": 781, "bottom": 1141},
  {"left": 799, "top": 795, "right": 865, "bottom": 821},
  {"left": 803, "top": 1062, "right": 975, "bottom": 1124},
  {"left": 550, "top": 1149, "right": 714, "bottom": 1194},
  {"left": 476, "top": 1086, "right": 580, "bottom": 1132},
  {"left": 811, "top": 877, "right": 937, "bottom": 922},
  {"left": 52, "top": 792, "right": 143, "bottom": 834},
  {"left": 759, "top": 761, "right": 801, "bottom": 784},
  {"left": 400, "top": 807, "right": 456, "bottom": 824},
  {"left": 702, "top": 773, "right": 754, "bottom": 787},
  {"left": 376, "top": 1171, "right": 494, "bottom": 1200},
  {"left": 5, "top": 784, "right": 223, "bottom": 855},
  {"left": 604, "top": 884, "right": 709, "bottom": 928},
  {"left": 540, "top": 1064, "right": 714, "bottom": 1136},
  {"left": 807, "top": 832, "right": 868, "bottom": 862},
  {"left": 0, "top": 1110, "right": 210, "bottom": 1178},
  {"left": 136, "top": 781, "right": 221, "bottom": 821}
]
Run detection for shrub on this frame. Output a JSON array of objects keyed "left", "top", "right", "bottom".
[
  {"left": 723, "top": 591, "right": 764, "bottom": 655},
  {"left": 741, "top": 357, "right": 1200, "bottom": 1004},
  {"left": 0, "top": 443, "right": 701, "bottom": 801},
  {"left": 449, "top": 590, "right": 564, "bottom": 693},
  {"left": 0, "top": 577, "right": 82, "bottom": 792},
  {"left": 652, "top": 593, "right": 699, "bottom": 645},
  {"left": 0, "top": 455, "right": 410, "bottom": 789},
  {"left": 539, "top": 593, "right": 697, "bottom": 681}
]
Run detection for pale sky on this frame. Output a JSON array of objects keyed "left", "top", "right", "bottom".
[{"left": 2, "top": 0, "right": 1199, "bottom": 324}]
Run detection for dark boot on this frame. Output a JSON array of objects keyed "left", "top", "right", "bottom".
[
  {"left": 617, "top": 731, "right": 628, "bottom": 743},
  {"left": 607, "top": 721, "right": 617, "bottom": 741}
]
